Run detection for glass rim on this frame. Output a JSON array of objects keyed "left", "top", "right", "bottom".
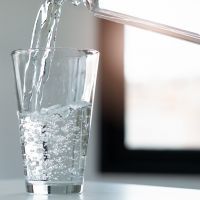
[{"left": 11, "top": 47, "right": 99, "bottom": 57}]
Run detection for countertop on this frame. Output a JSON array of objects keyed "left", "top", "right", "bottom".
[{"left": 1, "top": 179, "right": 200, "bottom": 200}]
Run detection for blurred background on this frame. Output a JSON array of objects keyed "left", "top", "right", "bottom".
[{"left": 1, "top": 0, "right": 200, "bottom": 189}]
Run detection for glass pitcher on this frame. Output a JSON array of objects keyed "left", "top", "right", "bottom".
[{"left": 69, "top": 0, "right": 200, "bottom": 43}]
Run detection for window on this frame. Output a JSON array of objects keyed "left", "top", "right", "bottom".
[
  {"left": 99, "top": 19, "right": 200, "bottom": 174},
  {"left": 125, "top": 25, "right": 200, "bottom": 150}
]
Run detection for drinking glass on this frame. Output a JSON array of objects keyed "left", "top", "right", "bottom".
[{"left": 11, "top": 48, "right": 99, "bottom": 194}]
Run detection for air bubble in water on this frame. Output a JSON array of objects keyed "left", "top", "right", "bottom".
[{"left": 19, "top": 102, "right": 91, "bottom": 183}]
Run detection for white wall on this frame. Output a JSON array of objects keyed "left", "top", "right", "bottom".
[{"left": 0, "top": 0, "right": 99, "bottom": 179}]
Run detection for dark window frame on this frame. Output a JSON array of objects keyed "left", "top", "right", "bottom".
[{"left": 99, "top": 19, "right": 200, "bottom": 174}]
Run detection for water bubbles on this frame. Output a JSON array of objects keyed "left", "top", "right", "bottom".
[{"left": 19, "top": 102, "right": 91, "bottom": 183}]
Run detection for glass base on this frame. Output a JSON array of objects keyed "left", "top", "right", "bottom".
[{"left": 26, "top": 182, "right": 83, "bottom": 194}]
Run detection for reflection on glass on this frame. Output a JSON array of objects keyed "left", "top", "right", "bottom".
[{"left": 125, "top": 25, "right": 200, "bottom": 149}]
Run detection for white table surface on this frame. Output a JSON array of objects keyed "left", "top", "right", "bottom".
[{"left": 1, "top": 179, "right": 200, "bottom": 200}]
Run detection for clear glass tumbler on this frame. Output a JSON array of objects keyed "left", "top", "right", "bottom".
[{"left": 11, "top": 48, "right": 99, "bottom": 194}]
